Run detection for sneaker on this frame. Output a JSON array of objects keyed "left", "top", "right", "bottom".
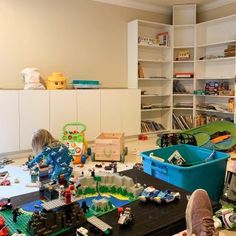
[
  {"left": 186, "top": 189, "right": 219, "bottom": 236},
  {"left": 222, "top": 211, "right": 236, "bottom": 229}
]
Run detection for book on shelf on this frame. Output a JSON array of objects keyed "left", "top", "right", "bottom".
[
  {"left": 195, "top": 114, "right": 233, "bottom": 127},
  {"left": 157, "top": 32, "right": 169, "bottom": 46},
  {"left": 173, "top": 113, "right": 193, "bottom": 130},
  {"left": 141, "top": 120, "right": 166, "bottom": 133}
]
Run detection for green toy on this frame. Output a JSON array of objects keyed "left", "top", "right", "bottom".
[
  {"left": 62, "top": 122, "right": 90, "bottom": 164},
  {"left": 183, "top": 121, "right": 236, "bottom": 151}
]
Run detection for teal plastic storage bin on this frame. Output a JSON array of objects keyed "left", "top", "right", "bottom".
[{"left": 141, "top": 144, "right": 229, "bottom": 201}]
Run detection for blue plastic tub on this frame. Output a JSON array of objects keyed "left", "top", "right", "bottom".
[{"left": 141, "top": 144, "right": 229, "bottom": 201}]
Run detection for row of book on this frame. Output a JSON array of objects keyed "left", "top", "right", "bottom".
[
  {"left": 141, "top": 120, "right": 166, "bottom": 133},
  {"left": 195, "top": 114, "right": 233, "bottom": 127},
  {"left": 172, "top": 113, "right": 193, "bottom": 130}
]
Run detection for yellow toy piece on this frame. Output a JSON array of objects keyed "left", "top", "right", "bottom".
[{"left": 46, "top": 72, "right": 67, "bottom": 90}]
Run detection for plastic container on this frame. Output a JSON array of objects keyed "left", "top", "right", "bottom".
[{"left": 141, "top": 144, "right": 229, "bottom": 201}]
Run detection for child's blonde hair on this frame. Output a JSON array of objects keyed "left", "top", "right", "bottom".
[{"left": 31, "top": 129, "right": 60, "bottom": 154}]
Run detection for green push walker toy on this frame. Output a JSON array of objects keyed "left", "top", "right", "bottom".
[{"left": 62, "top": 122, "right": 91, "bottom": 164}]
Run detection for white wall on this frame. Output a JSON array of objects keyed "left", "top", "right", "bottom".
[
  {"left": 0, "top": 0, "right": 170, "bottom": 89},
  {"left": 198, "top": 2, "right": 236, "bottom": 22}
]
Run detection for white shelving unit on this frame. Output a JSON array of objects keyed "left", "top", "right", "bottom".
[
  {"left": 172, "top": 4, "right": 196, "bottom": 130},
  {"left": 128, "top": 20, "right": 172, "bottom": 134},
  {"left": 195, "top": 15, "right": 236, "bottom": 126},
  {"left": 128, "top": 9, "right": 236, "bottom": 132}
]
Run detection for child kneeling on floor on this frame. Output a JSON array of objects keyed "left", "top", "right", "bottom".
[{"left": 27, "top": 129, "right": 73, "bottom": 184}]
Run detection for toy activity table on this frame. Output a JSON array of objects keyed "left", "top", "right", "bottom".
[{"left": 2, "top": 169, "right": 190, "bottom": 236}]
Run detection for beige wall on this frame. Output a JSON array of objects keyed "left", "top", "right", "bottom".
[
  {"left": 198, "top": 3, "right": 236, "bottom": 22},
  {"left": 0, "top": 0, "right": 170, "bottom": 89}
]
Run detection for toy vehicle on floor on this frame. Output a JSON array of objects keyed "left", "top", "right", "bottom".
[
  {"left": 118, "top": 207, "right": 134, "bottom": 225},
  {"left": 62, "top": 122, "right": 91, "bottom": 164},
  {"left": 139, "top": 186, "right": 181, "bottom": 203}
]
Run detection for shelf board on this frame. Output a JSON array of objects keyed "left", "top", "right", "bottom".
[
  {"left": 138, "top": 44, "right": 171, "bottom": 49},
  {"left": 173, "top": 107, "right": 193, "bottom": 110},
  {"left": 173, "top": 60, "right": 194, "bottom": 63},
  {"left": 196, "top": 109, "right": 234, "bottom": 115},
  {"left": 173, "top": 94, "right": 193, "bottom": 96},
  {"left": 173, "top": 46, "right": 195, "bottom": 49},
  {"left": 196, "top": 57, "right": 235, "bottom": 62},
  {"left": 195, "top": 95, "right": 234, "bottom": 98},
  {"left": 195, "top": 77, "right": 234, "bottom": 80},
  {"left": 138, "top": 78, "right": 170, "bottom": 81},
  {"left": 174, "top": 45, "right": 195, "bottom": 48},
  {"left": 141, "top": 108, "right": 171, "bottom": 112},
  {"left": 173, "top": 78, "right": 194, "bottom": 80},
  {"left": 141, "top": 94, "right": 171, "bottom": 97},
  {"left": 141, "top": 129, "right": 170, "bottom": 135},
  {"left": 138, "top": 59, "right": 171, "bottom": 63},
  {"left": 138, "top": 19, "right": 171, "bottom": 28},
  {"left": 173, "top": 24, "right": 195, "bottom": 28},
  {"left": 197, "top": 40, "right": 236, "bottom": 48}
]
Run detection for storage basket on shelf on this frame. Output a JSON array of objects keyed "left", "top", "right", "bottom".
[{"left": 141, "top": 144, "right": 229, "bottom": 201}]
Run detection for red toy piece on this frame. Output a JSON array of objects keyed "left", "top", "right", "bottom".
[
  {"left": 0, "top": 172, "right": 10, "bottom": 186},
  {"left": 138, "top": 134, "right": 148, "bottom": 141},
  {"left": 65, "top": 188, "right": 71, "bottom": 204},
  {"left": 117, "top": 207, "right": 124, "bottom": 217},
  {"left": 0, "top": 216, "right": 9, "bottom": 236}
]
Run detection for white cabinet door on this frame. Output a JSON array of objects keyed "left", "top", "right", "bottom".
[
  {"left": 101, "top": 89, "right": 122, "bottom": 133},
  {"left": 0, "top": 91, "right": 19, "bottom": 153},
  {"left": 77, "top": 90, "right": 101, "bottom": 141},
  {"left": 50, "top": 90, "right": 77, "bottom": 139},
  {"left": 121, "top": 89, "right": 140, "bottom": 136},
  {"left": 19, "top": 90, "right": 50, "bottom": 150}
]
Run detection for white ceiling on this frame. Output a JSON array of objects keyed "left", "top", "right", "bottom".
[{"left": 93, "top": 0, "right": 236, "bottom": 14}]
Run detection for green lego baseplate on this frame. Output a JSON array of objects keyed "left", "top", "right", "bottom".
[
  {"left": 0, "top": 210, "right": 32, "bottom": 235},
  {"left": 0, "top": 209, "right": 71, "bottom": 236}
]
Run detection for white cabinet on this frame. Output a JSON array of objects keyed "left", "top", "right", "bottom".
[
  {"left": 0, "top": 91, "right": 19, "bottom": 153},
  {"left": 121, "top": 89, "right": 141, "bottom": 136},
  {"left": 101, "top": 89, "right": 122, "bottom": 133},
  {"left": 172, "top": 4, "right": 196, "bottom": 130},
  {"left": 50, "top": 90, "right": 77, "bottom": 139},
  {"left": 195, "top": 15, "right": 236, "bottom": 126},
  {"left": 77, "top": 89, "right": 101, "bottom": 141},
  {"left": 100, "top": 89, "right": 140, "bottom": 135},
  {"left": 19, "top": 90, "right": 50, "bottom": 150},
  {"left": 128, "top": 20, "right": 172, "bottom": 134}
]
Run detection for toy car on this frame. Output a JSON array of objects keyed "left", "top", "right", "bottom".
[
  {"left": 118, "top": 207, "right": 134, "bottom": 225},
  {"left": 139, "top": 186, "right": 181, "bottom": 204}
]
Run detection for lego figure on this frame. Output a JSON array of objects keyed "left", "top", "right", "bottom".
[
  {"left": 0, "top": 198, "right": 12, "bottom": 211},
  {"left": 81, "top": 201, "right": 89, "bottom": 213},
  {"left": 228, "top": 98, "right": 234, "bottom": 112},
  {"left": 90, "top": 168, "right": 95, "bottom": 177},
  {"left": 118, "top": 207, "right": 134, "bottom": 225},
  {"left": 12, "top": 207, "right": 22, "bottom": 222},
  {"left": 65, "top": 188, "right": 71, "bottom": 204},
  {"left": 59, "top": 185, "right": 65, "bottom": 200},
  {"left": 27, "top": 129, "right": 73, "bottom": 183}
]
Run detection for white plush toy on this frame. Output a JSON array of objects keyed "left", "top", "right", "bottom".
[{"left": 21, "top": 68, "right": 45, "bottom": 90}]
